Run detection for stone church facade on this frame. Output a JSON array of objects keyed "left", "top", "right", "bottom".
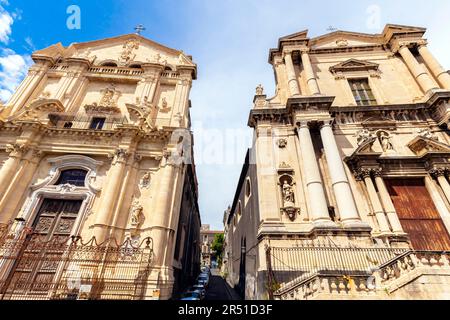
[
  {"left": 225, "top": 24, "right": 450, "bottom": 300},
  {"left": 0, "top": 34, "right": 201, "bottom": 300}
]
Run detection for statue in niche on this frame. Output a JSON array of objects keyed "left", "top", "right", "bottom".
[
  {"left": 378, "top": 131, "right": 394, "bottom": 152},
  {"left": 282, "top": 180, "right": 295, "bottom": 207},
  {"left": 130, "top": 200, "right": 144, "bottom": 227}
]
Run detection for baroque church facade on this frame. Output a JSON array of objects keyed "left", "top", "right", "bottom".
[
  {"left": 0, "top": 34, "right": 201, "bottom": 300},
  {"left": 224, "top": 24, "right": 450, "bottom": 300}
]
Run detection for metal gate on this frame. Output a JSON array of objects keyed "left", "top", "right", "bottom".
[{"left": 0, "top": 230, "right": 154, "bottom": 300}]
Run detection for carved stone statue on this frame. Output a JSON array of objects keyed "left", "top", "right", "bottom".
[
  {"left": 418, "top": 128, "right": 439, "bottom": 141},
  {"left": 130, "top": 200, "right": 144, "bottom": 227},
  {"left": 140, "top": 172, "right": 151, "bottom": 188},
  {"left": 379, "top": 131, "right": 394, "bottom": 152},
  {"left": 159, "top": 97, "right": 170, "bottom": 112},
  {"left": 256, "top": 84, "right": 264, "bottom": 95},
  {"left": 282, "top": 181, "right": 295, "bottom": 207},
  {"left": 356, "top": 129, "right": 373, "bottom": 146},
  {"left": 119, "top": 39, "right": 139, "bottom": 65}
]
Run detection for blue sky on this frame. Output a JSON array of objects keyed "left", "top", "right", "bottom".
[{"left": 1, "top": 0, "right": 450, "bottom": 229}]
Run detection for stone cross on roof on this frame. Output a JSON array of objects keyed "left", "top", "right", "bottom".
[{"left": 134, "top": 24, "right": 146, "bottom": 35}]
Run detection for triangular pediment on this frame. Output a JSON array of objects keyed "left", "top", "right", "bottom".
[
  {"left": 408, "top": 136, "right": 450, "bottom": 156},
  {"left": 330, "top": 58, "right": 379, "bottom": 73},
  {"left": 31, "top": 34, "right": 195, "bottom": 70},
  {"left": 310, "top": 31, "right": 382, "bottom": 49}
]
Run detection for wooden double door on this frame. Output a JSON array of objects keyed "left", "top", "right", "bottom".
[
  {"left": 385, "top": 178, "right": 450, "bottom": 251},
  {"left": 3, "top": 199, "right": 82, "bottom": 295}
]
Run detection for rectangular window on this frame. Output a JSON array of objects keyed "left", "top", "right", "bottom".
[
  {"left": 348, "top": 78, "right": 377, "bottom": 106},
  {"left": 89, "top": 117, "right": 106, "bottom": 130}
]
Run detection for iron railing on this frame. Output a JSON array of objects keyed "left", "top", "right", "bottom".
[
  {"left": 48, "top": 113, "right": 129, "bottom": 131},
  {"left": 0, "top": 232, "right": 154, "bottom": 300}
]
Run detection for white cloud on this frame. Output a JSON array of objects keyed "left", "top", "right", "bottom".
[
  {"left": 0, "top": 6, "right": 13, "bottom": 44},
  {"left": 0, "top": 49, "right": 32, "bottom": 102}
]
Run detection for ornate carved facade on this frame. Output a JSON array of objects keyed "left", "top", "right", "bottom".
[
  {"left": 225, "top": 24, "right": 450, "bottom": 300},
  {"left": 0, "top": 34, "right": 201, "bottom": 300}
]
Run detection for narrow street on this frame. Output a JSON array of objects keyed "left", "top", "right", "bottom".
[{"left": 205, "top": 269, "right": 241, "bottom": 300}]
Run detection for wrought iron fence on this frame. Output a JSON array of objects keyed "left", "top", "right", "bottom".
[{"left": 0, "top": 233, "right": 154, "bottom": 300}]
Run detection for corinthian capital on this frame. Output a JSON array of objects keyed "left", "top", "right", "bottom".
[
  {"left": 5, "top": 143, "right": 29, "bottom": 158},
  {"left": 354, "top": 167, "right": 374, "bottom": 180},
  {"left": 429, "top": 167, "right": 448, "bottom": 178},
  {"left": 108, "top": 148, "right": 130, "bottom": 165}
]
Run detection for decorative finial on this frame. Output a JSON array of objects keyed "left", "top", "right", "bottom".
[
  {"left": 134, "top": 24, "right": 146, "bottom": 35},
  {"left": 327, "top": 26, "right": 337, "bottom": 32}
]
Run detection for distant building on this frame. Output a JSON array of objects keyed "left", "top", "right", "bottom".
[
  {"left": 225, "top": 24, "right": 450, "bottom": 300},
  {"left": 200, "top": 224, "right": 223, "bottom": 267}
]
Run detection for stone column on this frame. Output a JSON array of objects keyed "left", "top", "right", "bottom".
[
  {"left": 151, "top": 152, "right": 178, "bottom": 267},
  {"left": 418, "top": 44, "right": 450, "bottom": 90},
  {"left": 397, "top": 44, "right": 438, "bottom": 94},
  {"left": 297, "top": 122, "right": 333, "bottom": 226},
  {"left": 430, "top": 169, "right": 450, "bottom": 203},
  {"left": 93, "top": 148, "right": 129, "bottom": 242},
  {"left": 0, "top": 149, "right": 43, "bottom": 223},
  {"left": 284, "top": 51, "right": 300, "bottom": 96},
  {"left": 319, "top": 121, "right": 363, "bottom": 227},
  {"left": 0, "top": 144, "right": 29, "bottom": 202},
  {"left": 300, "top": 48, "right": 320, "bottom": 95},
  {"left": 373, "top": 172, "right": 404, "bottom": 233},
  {"left": 361, "top": 169, "right": 391, "bottom": 234}
]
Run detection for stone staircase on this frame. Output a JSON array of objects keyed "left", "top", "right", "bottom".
[{"left": 271, "top": 249, "right": 450, "bottom": 300}]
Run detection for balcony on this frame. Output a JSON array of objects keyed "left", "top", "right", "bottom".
[{"left": 48, "top": 113, "right": 128, "bottom": 131}]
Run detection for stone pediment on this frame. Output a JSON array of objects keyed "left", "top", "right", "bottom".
[
  {"left": 8, "top": 99, "right": 65, "bottom": 123},
  {"left": 330, "top": 59, "right": 379, "bottom": 73},
  {"left": 408, "top": 136, "right": 450, "bottom": 157},
  {"left": 310, "top": 31, "right": 382, "bottom": 49},
  {"left": 33, "top": 34, "right": 196, "bottom": 72}
]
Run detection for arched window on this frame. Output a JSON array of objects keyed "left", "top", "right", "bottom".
[
  {"left": 56, "top": 169, "right": 88, "bottom": 187},
  {"left": 101, "top": 61, "right": 118, "bottom": 67},
  {"left": 128, "top": 64, "right": 142, "bottom": 69},
  {"left": 245, "top": 178, "right": 251, "bottom": 200}
]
